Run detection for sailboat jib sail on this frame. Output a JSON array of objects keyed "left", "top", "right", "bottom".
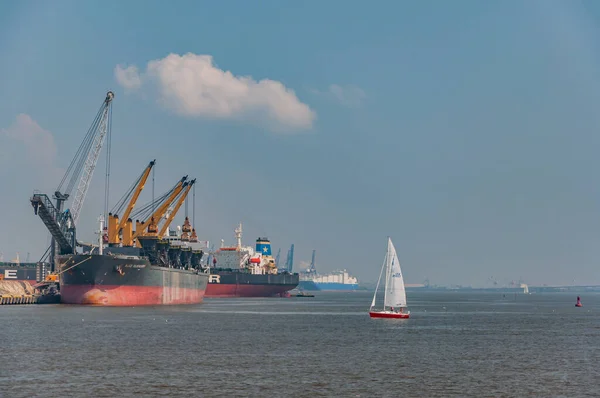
[
  {"left": 384, "top": 239, "right": 407, "bottom": 308},
  {"left": 370, "top": 249, "right": 387, "bottom": 309}
]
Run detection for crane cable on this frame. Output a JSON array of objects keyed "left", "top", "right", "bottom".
[
  {"left": 192, "top": 183, "right": 196, "bottom": 229},
  {"left": 111, "top": 171, "right": 143, "bottom": 216},
  {"left": 55, "top": 256, "right": 93, "bottom": 276},
  {"left": 56, "top": 101, "right": 107, "bottom": 196}
]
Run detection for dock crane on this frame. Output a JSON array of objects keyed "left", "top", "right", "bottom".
[
  {"left": 107, "top": 160, "right": 156, "bottom": 246},
  {"left": 30, "top": 91, "right": 114, "bottom": 271}
]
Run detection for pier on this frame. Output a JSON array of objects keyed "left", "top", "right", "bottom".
[{"left": 0, "top": 294, "right": 60, "bottom": 305}]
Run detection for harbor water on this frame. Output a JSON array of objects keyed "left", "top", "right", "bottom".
[{"left": 1, "top": 291, "right": 599, "bottom": 397}]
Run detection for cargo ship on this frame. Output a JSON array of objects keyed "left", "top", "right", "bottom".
[
  {"left": 298, "top": 270, "right": 359, "bottom": 291},
  {"left": 25, "top": 93, "right": 211, "bottom": 306},
  {"left": 297, "top": 250, "right": 359, "bottom": 291},
  {"left": 31, "top": 158, "right": 210, "bottom": 306},
  {"left": 206, "top": 224, "right": 299, "bottom": 297},
  {"left": 54, "top": 172, "right": 210, "bottom": 306},
  {"left": 57, "top": 215, "right": 209, "bottom": 306},
  {"left": 58, "top": 244, "right": 209, "bottom": 306}
]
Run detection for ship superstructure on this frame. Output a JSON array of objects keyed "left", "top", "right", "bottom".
[{"left": 212, "top": 224, "right": 278, "bottom": 275}]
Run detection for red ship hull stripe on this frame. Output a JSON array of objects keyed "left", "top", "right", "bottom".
[
  {"left": 60, "top": 285, "right": 206, "bottom": 306},
  {"left": 205, "top": 284, "right": 294, "bottom": 298}
]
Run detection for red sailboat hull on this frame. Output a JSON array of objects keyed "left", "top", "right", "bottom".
[{"left": 369, "top": 311, "right": 410, "bottom": 319}]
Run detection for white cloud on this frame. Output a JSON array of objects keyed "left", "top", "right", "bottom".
[
  {"left": 0, "top": 114, "right": 63, "bottom": 192},
  {"left": 0, "top": 115, "right": 64, "bottom": 261},
  {"left": 114, "top": 53, "right": 316, "bottom": 132},
  {"left": 1, "top": 114, "right": 58, "bottom": 166},
  {"left": 114, "top": 65, "right": 142, "bottom": 90},
  {"left": 328, "top": 84, "right": 366, "bottom": 107},
  {"left": 311, "top": 84, "right": 366, "bottom": 108}
]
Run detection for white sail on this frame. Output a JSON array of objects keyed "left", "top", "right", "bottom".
[{"left": 383, "top": 238, "right": 407, "bottom": 308}]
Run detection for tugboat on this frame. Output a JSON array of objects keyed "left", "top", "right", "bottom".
[{"left": 293, "top": 290, "right": 315, "bottom": 298}]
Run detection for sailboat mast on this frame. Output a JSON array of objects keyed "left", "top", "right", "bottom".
[{"left": 383, "top": 239, "right": 390, "bottom": 309}]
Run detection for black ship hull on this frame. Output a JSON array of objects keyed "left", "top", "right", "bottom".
[{"left": 59, "top": 254, "right": 209, "bottom": 306}]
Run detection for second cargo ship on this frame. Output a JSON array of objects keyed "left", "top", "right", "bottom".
[{"left": 206, "top": 224, "right": 299, "bottom": 297}]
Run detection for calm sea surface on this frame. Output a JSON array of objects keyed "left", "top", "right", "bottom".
[{"left": 1, "top": 291, "right": 599, "bottom": 397}]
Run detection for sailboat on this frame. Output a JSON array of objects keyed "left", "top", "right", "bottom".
[{"left": 369, "top": 237, "right": 410, "bottom": 319}]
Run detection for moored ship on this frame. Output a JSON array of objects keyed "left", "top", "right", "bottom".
[
  {"left": 28, "top": 93, "right": 209, "bottom": 306},
  {"left": 55, "top": 167, "right": 209, "bottom": 306},
  {"left": 58, "top": 242, "right": 209, "bottom": 306},
  {"left": 206, "top": 224, "right": 299, "bottom": 297},
  {"left": 297, "top": 250, "right": 359, "bottom": 291}
]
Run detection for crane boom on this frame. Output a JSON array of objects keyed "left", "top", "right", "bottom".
[
  {"left": 131, "top": 176, "right": 188, "bottom": 240},
  {"left": 159, "top": 179, "right": 196, "bottom": 237},
  {"left": 117, "top": 160, "right": 155, "bottom": 232},
  {"left": 275, "top": 248, "right": 281, "bottom": 269},
  {"left": 71, "top": 91, "right": 114, "bottom": 225}
]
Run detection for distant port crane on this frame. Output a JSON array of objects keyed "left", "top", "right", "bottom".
[
  {"left": 306, "top": 249, "right": 316, "bottom": 275},
  {"left": 275, "top": 248, "right": 281, "bottom": 269},
  {"left": 285, "top": 244, "right": 295, "bottom": 273}
]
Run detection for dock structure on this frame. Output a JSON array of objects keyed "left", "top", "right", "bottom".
[{"left": 0, "top": 294, "right": 60, "bottom": 305}]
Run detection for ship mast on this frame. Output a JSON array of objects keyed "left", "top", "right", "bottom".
[
  {"left": 163, "top": 206, "right": 172, "bottom": 238},
  {"left": 97, "top": 215, "right": 104, "bottom": 255},
  {"left": 235, "top": 223, "right": 243, "bottom": 250}
]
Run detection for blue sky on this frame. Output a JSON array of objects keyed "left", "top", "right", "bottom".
[{"left": 2, "top": 0, "right": 600, "bottom": 286}]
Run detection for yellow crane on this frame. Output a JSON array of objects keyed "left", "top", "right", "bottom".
[
  {"left": 108, "top": 160, "right": 155, "bottom": 245},
  {"left": 117, "top": 160, "right": 155, "bottom": 234},
  {"left": 159, "top": 179, "right": 196, "bottom": 237},
  {"left": 131, "top": 176, "right": 188, "bottom": 241}
]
